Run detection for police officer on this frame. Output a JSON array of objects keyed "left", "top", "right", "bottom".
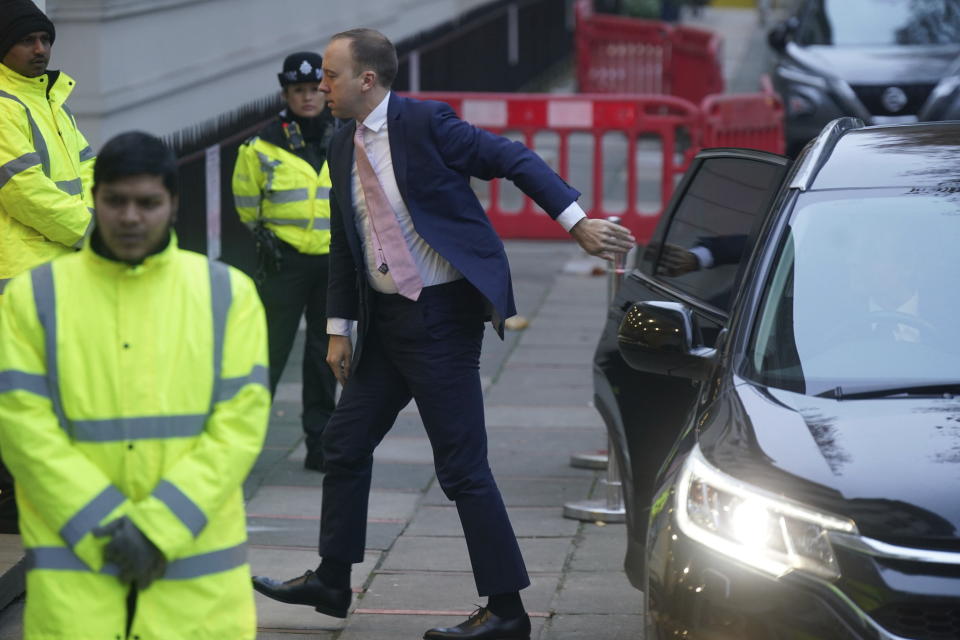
[
  {"left": 0, "top": 0, "right": 95, "bottom": 302},
  {"left": 232, "top": 52, "right": 337, "bottom": 472},
  {"left": 0, "top": 131, "right": 270, "bottom": 639}
]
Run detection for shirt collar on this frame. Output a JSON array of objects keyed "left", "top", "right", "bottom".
[{"left": 360, "top": 91, "right": 391, "bottom": 133}]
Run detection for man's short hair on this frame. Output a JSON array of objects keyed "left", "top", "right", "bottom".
[
  {"left": 332, "top": 28, "right": 398, "bottom": 89},
  {"left": 93, "top": 131, "right": 179, "bottom": 197}
]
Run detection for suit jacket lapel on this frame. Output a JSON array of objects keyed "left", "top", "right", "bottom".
[
  {"left": 333, "top": 120, "right": 364, "bottom": 269},
  {"left": 387, "top": 93, "right": 409, "bottom": 203},
  {"left": 334, "top": 120, "right": 357, "bottom": 212}
]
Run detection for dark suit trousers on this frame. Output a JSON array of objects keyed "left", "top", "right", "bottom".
[
  {"left": 257, "top": 243, "right": 337, "bottom": 454},
  {"left": 318, "top": 279, "right": 530, "bottom": 596}
]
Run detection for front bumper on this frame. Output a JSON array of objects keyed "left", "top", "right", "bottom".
[{"left": 646, "top": 501, "right": 960, "bottom": 640}]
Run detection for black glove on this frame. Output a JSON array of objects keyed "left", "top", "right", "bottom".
[{"left": 93, "top": 516, "right": 167, "bottom": 589}]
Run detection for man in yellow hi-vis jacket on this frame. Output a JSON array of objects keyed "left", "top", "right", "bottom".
[
  {"left": 0, "top": 0, "right": 96, "bottom": 303},
  {"left": 232, "top": 51, "right": 337, "bottom": 472},
  {"left": 0, "top": 131, "right": 270, "bottom": 639}
]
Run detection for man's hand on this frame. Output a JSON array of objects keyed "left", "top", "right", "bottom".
[
  {"left": 93, "top": 516, "right": 167, "bottom": 590},
  {"left": 326, "top": 335, "right": 353, "bottom": 385},
  {"left": 569, "top": 218, "right": 636, "bottom": 261},
  {"left": 652, "top": 242, "right": 699, "bottom": 277}
]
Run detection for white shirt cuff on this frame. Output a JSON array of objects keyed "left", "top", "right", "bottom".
[
  {"left": 556, "top": 202, "right": 587, "bottom": 232},
  {"left": 689, "top": 246, "right": 714, "bottom": 269},
  {"left": 327, "top": 318, "right": 352, "bottom": 336}
]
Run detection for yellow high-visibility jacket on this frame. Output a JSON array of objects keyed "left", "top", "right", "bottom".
[
  {"left": 0, "top": 64, "right": 95, "bottom": 299},
  {"left": 0, "top": 235, "right": 270, "bottom": 639},
  {"left": 232, "top": 134, "right": 332, "bottom": 255}
]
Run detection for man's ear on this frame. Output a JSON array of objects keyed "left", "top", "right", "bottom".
[{"left": 361, "top": 70, "right": 378, "bottom": 92}]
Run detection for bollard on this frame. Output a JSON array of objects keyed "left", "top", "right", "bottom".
[{"left": 563, "top": 222, "right": 627, "bottom": 523}]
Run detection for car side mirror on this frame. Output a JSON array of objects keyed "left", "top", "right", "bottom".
[
  {"left": 767, "top": 18, "right": 796, "bottom": 52},
  {"left": 617, "top": 301, "right": 716, "bottom": 380}
]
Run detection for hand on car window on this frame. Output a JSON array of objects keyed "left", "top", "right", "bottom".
[{"left": 653, "top": 242, "right": 699, "bottom": 277}]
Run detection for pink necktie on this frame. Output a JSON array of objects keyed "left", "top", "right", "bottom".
[{"left": 354, "top": 125, "right": 423, "bottom": 301}]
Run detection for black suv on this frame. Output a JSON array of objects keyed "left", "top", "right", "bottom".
[
  {"left": 593, "top": 118, "right": 960, "bottom": 639},
  {"left": 768, "top": 0, "right": 960, "bottom": 156}
]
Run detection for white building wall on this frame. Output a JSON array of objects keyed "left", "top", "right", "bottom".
[{"left": 46, "top": 0, "right": 493, "bottom": 148}]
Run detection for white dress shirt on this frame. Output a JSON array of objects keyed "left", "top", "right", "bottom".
[{"left": 328, "top": 92, "right": 586, "bottom": 336}]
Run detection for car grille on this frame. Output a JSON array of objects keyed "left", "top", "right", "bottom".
[
  {"left": 849, "top": 84, "right": 934, "bottom": 116},
  {"left": 873, "top": 603, "right": 960, "bottom": 640}
]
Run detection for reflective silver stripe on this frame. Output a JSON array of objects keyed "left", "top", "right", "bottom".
[
  {"left": 265, "top": 188, "right": 309, "bottom": 204},
  {"left": 59, "top": 486, "right": 125, "bottom": 548},
  {"left": 261, "top": 217, "right": 331, "bottom": 230},
  {"left": 164, "top": 543, "right": 247, "bottom": 580},
  {"left": 219, "top": 364, "right": 269, "bottom": 402},
  {"left": 0, "top": 369, "right": 49, "bottom": 397},
  {"left": 0, "top": 90, "right": 50, "bottom": 177},
  {"left": 233, "top": 194, "right": 261, "bottom": 208},
  {"left": 25, "top": 543, "right": 247, "bottom": 579},
  {"left": 79, "top": 146, "right": 95, "bottom": 162},
  {"left": 31, "top": 264, "right": 68, "bottom": 431},
  {"left": 260, "top": 217, "right": 310, "bottom": 229},
  {"left": 0, "top": 152, "right": 41, "bottom": 189},
  {"left": 70, "top": 414, "right": 207, "bottom": 442},
  {"left": 153, "top": 480, "right": 207, "bottom": 536},
  {"left": 61, "top": 104, "right": 77, "bottom": 126},
  {"left": 32, "top": 260, "right": 232, "bottom": 439},
  {"left": 208, "top": 261, "right": 231, "bottom": 414},
  {"left": 72, "top": 216, "right": 94, "bottom": 249},
  {"left": 55, "top": 178, "right": 83, "bottom": 196},
  {"left": 0, "top": 278, "right": 8, "bottom": 294},
  {"left": 255, "top": 152, "right": 281, "bottom": 192},
  {"left": 315, "top": 186, "right": 331, "bottom": 199},
  {"left": 25, "top": 547, "right": 92, "bottom": 572}
]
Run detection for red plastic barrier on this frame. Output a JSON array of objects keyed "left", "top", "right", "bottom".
[
  {"left": 405, "top": 92, "right": 701, "bottom": 244},
  {"left": 574, "top": 0, "right": 724, "bottom": 103},
  {"left": 575, "top": 12, "right": 672, "bottom": 95},
  {"left": 700, "top": 91, "right": 785, "bottom": 155},
  {"left": 671, "top": 25, "right": 724, "bottom": 104}
]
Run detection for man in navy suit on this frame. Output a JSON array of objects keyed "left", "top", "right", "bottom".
[{"left": 252, "top": 28, "right": 635, "bottom": 640}]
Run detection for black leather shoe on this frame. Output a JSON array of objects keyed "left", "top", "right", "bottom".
[
  {"left": 252, "top": 570, "right": 350, "bottom": 618},
  {"left": 423, "top": 607, "right": 531, "bottom": 639}
]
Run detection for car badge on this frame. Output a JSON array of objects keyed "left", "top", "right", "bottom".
[
  {"left": 299, "top": 60, "right": 313, "bottom": 76},
  {"left": 881, "top": 86, "right": 908, "bottom": 113}
]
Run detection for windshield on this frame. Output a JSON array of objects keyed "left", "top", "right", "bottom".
[
  {"left": 747, "top": 190, "right": 960, "bottom": 397},
  {"left": 796, "top": 0, "right": 960, "bottom": 46}
]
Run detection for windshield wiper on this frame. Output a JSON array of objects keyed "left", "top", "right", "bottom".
[{"left": 816, "top": 384, "right": 960, "bottom": 401}]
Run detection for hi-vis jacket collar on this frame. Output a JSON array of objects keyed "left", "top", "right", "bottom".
[
  {"left": 82, "top": 230, "right": 178, "bottom": 275},
  {"left": 0, "top": 63, "right": 76, "bottom": 110}
]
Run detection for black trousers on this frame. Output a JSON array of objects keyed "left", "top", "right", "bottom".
[
  {"left": 317, "top": 280, "right": 530, "bottom": 596},
  {"left": 257, "top": 243, "right": 337, "bottom": 454}
]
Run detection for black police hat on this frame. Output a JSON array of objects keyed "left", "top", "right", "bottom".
[{"left": 278, "top": 52, "right": 323, "bottom": 87}]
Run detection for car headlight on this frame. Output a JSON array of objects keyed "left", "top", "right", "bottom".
[{"left": 676, "top": 445, "right": 857, "bottom": 581}]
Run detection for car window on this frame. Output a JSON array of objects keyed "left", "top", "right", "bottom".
[
  {"left": 652, "top": 157, "right": 786, "bottom": 311},
  {"left": 797, "top": 0, "right": 960, "bottom": 47},
  {"left": 747, "top": 189, "right": 960, "bottom": 396}
]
